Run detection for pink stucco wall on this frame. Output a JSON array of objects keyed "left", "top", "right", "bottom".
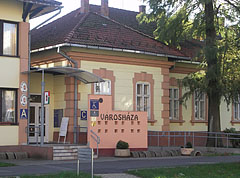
[{"left": 88, "top": 95, "right": 148, "bottom": 149}]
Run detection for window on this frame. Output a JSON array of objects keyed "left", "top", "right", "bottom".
[
  {"left": 0, "top": 89, "right": 17, "bottom": 124},
  {"left": 0, "top": 21, "right": 18, "bottom": 56},
  {"left": 169, "top": 88, "right": 179, "bottom": 120},
  {"left": 233, "top": 97, "right": 240, "bottom": 121},
  {"left": 136, "top": 83, "right": 150, "bottom": 119},
  {"left": 194, "top": 91, "right": 205, "bottom": 120},
  {"left": 54, "top": 109, "right": 63, "bottom": 127},
  {"left": 94, "top": 80, "right": 111, "bottom": 95}
]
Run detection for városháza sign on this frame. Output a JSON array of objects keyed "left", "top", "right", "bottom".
[{"left": 100, "top": 113, "right": 139, "bottom": 121}]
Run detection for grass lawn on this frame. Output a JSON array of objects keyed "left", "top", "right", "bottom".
[
  {"left": 127, "top": 162, "right": 240, "bottom": 178},
  {"left": 21, "top": 171, "right": 101, "bottom": 178},
  {"left": 0, "top": 162, "right": 15, "bottom": 167}
]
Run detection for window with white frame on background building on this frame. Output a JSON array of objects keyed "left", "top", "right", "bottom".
[
  {"left": 233, "top": 98, "right": 240, "bottom": 121},
  {"left": 0, "top": 89, "right": 17, "bottom": 124},
  {"left": 136, "top": 83, "right": 150, "bottom": 120},
  {"left": 94, "top": 80, "right": 111, "bottom": 95},
  {"left": 194, "top": 90, "right": 205, "bottom": 120},
  {"left": 169, "top": 88, "right": 179, "bottom": 120},
  {"left": 0, "top": 21, "right": 18, "bottom": 56}
]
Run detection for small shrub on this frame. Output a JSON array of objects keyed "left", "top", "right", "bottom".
[
  {"left": 116, "top": 140, "right": 129, "bottom": 149},
  {"left": 223, "top": 128, "right": 240, "bottom": 148},
  {"left": 185, "top": 142, "right": 193, "bottom": 148}
]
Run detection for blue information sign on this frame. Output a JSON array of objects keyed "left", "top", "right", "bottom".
[
  {"left": 81, "top": 110, "right": 87, "bottom": 120},
  {"left": 20, "top": 109, "right": 28, "bottom": 119},
  {"left": 90, "top": 100, "right": 99, "bottom": 110}
]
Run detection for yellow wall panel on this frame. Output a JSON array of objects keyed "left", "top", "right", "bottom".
[
  {"left": 169, "top": 72, "right": 240, "bottom": 131},
  {"left": 0, "top": 0, "right": 23, "bottom": 22},
  {"left": 0, "top": 57, "right": 19, "bottom": 88},
  {"left": 80, "top": 60, "right": 164, "bottom": 131},
  {"left": 0, "top": 126, "right": 18, "bottom": 145}
]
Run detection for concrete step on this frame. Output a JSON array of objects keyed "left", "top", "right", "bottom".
[
  {"left": 53, "top": 156, "right": 78, "bottom": 160},
  {"left": 52, "top": 145, "right": 89, "bottom": 160},
  {"left": 53, "top": 149, "right": 78, "bottom": 153}
]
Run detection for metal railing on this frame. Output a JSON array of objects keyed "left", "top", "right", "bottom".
[
  {"left": 148, "top": 131, "right": 240, "bottom": 148},
  {"left": 90, "top": 130, "right": 100, "bottom": 157}
]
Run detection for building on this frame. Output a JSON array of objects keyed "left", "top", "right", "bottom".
[
  {"left": 1, "top": 0, "right": 239, "bottom": 154},
  {"left": 29, "top": 0, "right": 201, "bottom": 151},
  {"left": 0, "top": 0, "right": 62, "bottom": 146}
]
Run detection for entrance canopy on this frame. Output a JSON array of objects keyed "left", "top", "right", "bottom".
[{"left": 26, "top": 67, "right": 105, "bottom": 84}]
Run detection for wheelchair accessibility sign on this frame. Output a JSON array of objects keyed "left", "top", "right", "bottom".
[{"left": 90, "top": 100, "right": 99, "bottom": 110}]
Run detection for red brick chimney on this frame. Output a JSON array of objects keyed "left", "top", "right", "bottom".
[
  {"left": 101, "top": 0, "right": 109, "bottom": 17},
  {"left": 139, "top": 5, "right": 146, "bottom": 13},
  {"left": 80, "top": 0, "right": 89, "bottom": 13}
]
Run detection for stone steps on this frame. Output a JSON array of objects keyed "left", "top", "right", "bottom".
[{"left": 53, "top": 145, "right": 88, "bottom": 160}]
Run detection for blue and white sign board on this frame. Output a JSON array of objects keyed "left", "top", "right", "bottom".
[
  {"left": 81, "top": 110, "right": 87, "bottom": 120},
  {"left": 90, "top": 110, "right": 99, "bottom": 117},
  {"left": 90, "top": 100, "right": 99, "bottom": 110},
  {"left": 20, "top": 109, "right": 28, "bottom": 119}
]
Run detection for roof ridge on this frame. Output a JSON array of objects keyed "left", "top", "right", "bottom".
[
  {"left": 64, "top": 12, "right": 90, "bottom": 43},
  {"left": 88, "top": 12, "right": 184, "bottom": 56},
  {"left": 89, "top": 4, "right": 139, "bottom": 13}
]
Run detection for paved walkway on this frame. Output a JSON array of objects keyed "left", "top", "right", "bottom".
[
  {"left": 0, "top": 155, "right": 240, "bottom": 177},
  {"left": 96, "top": 173, "right": 140, "bottom": 178}
]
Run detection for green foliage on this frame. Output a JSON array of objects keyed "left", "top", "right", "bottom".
[
  {"left": 127, "top": 163, "right": 240, "bottom": 178},
  {"left": 116, "top": 140, "right": 129, "bottom": 149},
  {"left": 0, "top": 162, "right": 15, "bottom": 167},
  {"left": 21, "top": 171, "right": 101, "bottom": 178},
  {"left": 185, "top": 142, "right": 193, "bottom": 148},
  {"left": 223, "top": 128, "right": 240, "bottom": 148},
  {"left": 140, "top": 0, "right": 240, "bottom": 134}
]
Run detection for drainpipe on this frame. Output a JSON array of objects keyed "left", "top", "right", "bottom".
[
  {"left": 27, "top": 8, "right": 62, "bottom": 145},
  {"left": 57, "top": 47, "right": 78, "bottom": 144}
]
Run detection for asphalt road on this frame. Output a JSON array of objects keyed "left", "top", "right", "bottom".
[{"left": 0, "top": 156, "right": 239, "bottom": 177}]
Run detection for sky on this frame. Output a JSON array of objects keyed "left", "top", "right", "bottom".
[{"left": 30, "top": 0, "right": 148, "bottom": 29}]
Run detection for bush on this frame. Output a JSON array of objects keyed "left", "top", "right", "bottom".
[
  {"left": 116, "top": 140, "right": 129, "bottom": 149},
  {"left": 185, "top": 142, "right": 193, "bottom": 148},
  {"left": 223, "top": 128, "right": 240, "bottom": 148}
]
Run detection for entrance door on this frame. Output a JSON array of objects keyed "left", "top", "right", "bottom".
[{"left": 29, "top": 103, "right": 49, "bottom": 143}]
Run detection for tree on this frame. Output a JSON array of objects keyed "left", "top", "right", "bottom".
[{"left": 139, "top": 0, "right": 240, "bottom": 146}]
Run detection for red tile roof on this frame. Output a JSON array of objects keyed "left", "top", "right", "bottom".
[
  {"left": 31, "top": 7, "right": 187, "bottom": 58},
  {"left": 89, "top": 5, "right": 156, "bottom": 37}
]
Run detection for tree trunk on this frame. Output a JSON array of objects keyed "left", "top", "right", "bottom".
[{"left": 205, "top": 0, "right": 222, "bottom": 147}]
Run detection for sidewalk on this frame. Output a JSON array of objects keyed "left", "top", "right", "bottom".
[{"left": 0, "top": 155, "right": 240, "bottom": 177}]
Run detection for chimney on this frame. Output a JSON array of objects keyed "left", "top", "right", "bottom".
[
  {"left": 139, "top": 5, "right": 146, "bottom": 13},
  {"left": 80, "top": 0, "right": 89, "bottom": 13},
  {"left": 101, "top": 0, "right": 109, "bottom": 17}
]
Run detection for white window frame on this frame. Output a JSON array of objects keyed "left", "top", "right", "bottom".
[
  {"left": 234, "top": 97, "right": 240, "bottom": 121},
  {"left": 136, "top": 82, "right": 151, "bottom": 120},
  {"left": 194, "top": 90, "right": 205, "bottom": 120},
  {"left": 169, "top": 88, "right": 179, "bottom": 120},
  {"left": 3, "top": 22, "right": 17, "bottom": 56},
  {"left": 94, "top": 80, "right": 111, "bottom": 95}
]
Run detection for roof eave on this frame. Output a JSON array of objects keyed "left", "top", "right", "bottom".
[
  {"left": 31, "top": 43, "right": 191, "bottom": 61},
  {"left": 18, "top": 0, "right": 62, "bottom": 21}
]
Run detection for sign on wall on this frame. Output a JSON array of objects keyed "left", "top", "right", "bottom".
[
  {"left": 20, "top": 94, "right": 27, "bottom": 106},
  {"left": 44, "top": 91, "right": 50, "bottom": 105},
  {"left": 90, "top": 99, "right": 99, "bottom": 117},
  {"left": 81, "top": 110, "right": 87, "bottom": 120},
  {"left": 20, "top": 109, "right": 28, "bottom": 119},
  {"left": 90, "top": 100, "right": 99, "bottom": 110},
  {"left": 20, "top": 81, "right": 28, "bottom": 93}
]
